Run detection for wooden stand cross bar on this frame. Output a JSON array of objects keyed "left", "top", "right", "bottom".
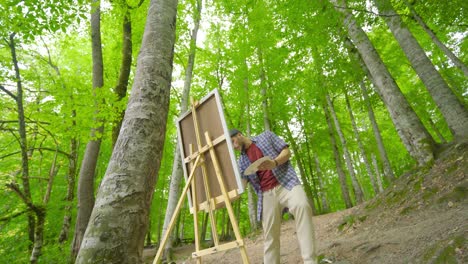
[{"left": 152, "top": 100, "right": 249, "bottom": 264}]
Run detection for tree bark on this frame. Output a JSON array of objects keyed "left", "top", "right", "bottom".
[
  {"left": 330, "top": 0, "right": 436, "bottom": 166},
  {"left": 323, "top": 102, "right": 353, "bottom": 209},
  {"left": 75, "top": 0, "right": 178, "bottom": 262},
  {"left": 326, "top": 94, "right": 364, "bottom": 204},
  {"left": 71, "top": 0, "right": 105, "bottom": 260},
  {"left": 373, "top": 0, "right": 468, "bottom": 141}
]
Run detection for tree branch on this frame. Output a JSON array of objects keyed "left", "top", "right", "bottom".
[
  {"left": 0, "top": 147, "right": 71, "bottom": 160},
  {"left": 0, "top": 209, "right": 29, "bottom": 222},
  {"left": 6, "top": 182, "right": 35, "bottom": 210},
  {"left": 0, "top": 84, "right": 17, "bottom": 101}
]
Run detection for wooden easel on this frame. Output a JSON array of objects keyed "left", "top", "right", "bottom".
[{"left": 153, "top": 100, "right": 250, "bottom": 264}]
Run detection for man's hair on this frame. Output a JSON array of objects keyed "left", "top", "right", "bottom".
[{"left": 229, "top": 129, "right": 241, "bottom": 137}]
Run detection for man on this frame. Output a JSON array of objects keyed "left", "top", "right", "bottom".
[{"left": 229, "top": 129, "right": 316, "bottom": 264}]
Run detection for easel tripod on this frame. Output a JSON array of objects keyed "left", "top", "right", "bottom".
[{"left": 153, "top": 101, "right": 250, "bottom": 264}]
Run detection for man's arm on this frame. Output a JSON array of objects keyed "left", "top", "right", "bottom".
[{"left": 258, "top": 147, "right": 291, "bottom": 171}]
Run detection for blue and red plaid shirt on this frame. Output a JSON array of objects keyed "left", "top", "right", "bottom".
[{"left": 237, "top": 130, "right": 301, "bottom": 220}]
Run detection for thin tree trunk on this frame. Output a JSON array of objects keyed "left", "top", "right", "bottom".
[
  {"left": 330, "top": 0, "right": 436, "bottom": 166},
  {"left": 162, "top": 0, "right": 201, "bottom": 260},
  {"left": 314, "top": 156, "right": 330, "bottom": 213},
  {"left": 323, "top": 102, "right": 353, "bottom": 208},
  {"left": 58, "top": 137, "right": 78, "bottom": 244},
  {"left": 71, "top": 0, "right": 105, "bottom": 260},
  {"left": 112, "top": 9, "right": 133, "bottom": 146},
  {"left": 371, "top": 154, "right": 384, "bottom": 192},
  {"left": 7, "top": 32, "right": 39, "bottom": 260},
  {"left": 257, "top": 48, "right": 271, "bottom": 131},
  {"left": 284, "top": 124, "right": 317, "bottom": 214},
  {"left": 403, "top": 0, "right": 468, "bottom": 77},
  {"left": 41, "top": 43, "right": 79, "bottom": 245},
  {"left": 428, "top": 118, "right": 447, "bottom": 144},
  {"left": 344, "top": 91, "right": 379, "bottom": 195},
  {"left": 326, "top": 94, "right": 364, "bottom": 204},
  {"left": 360, "top": 81, "right": 395, "bottom": 182},
  {"left": 374, "top": 0, "right": 468, "bottom": 140},
  {"left": 75, "top": 0, "right": 178, "bottom": 262},
  {"left": 244, "top": 61, "right": 258, "bottom": 231}
]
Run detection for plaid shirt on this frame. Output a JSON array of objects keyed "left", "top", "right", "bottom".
[{"left": 237, "top": 131, "right": 301, "bottom": 220}]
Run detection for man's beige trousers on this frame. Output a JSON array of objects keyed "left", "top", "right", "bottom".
[{"left": 262, "top": 185, "right": 316, "bottom": 264}]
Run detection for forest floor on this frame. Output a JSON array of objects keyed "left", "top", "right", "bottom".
[{"left": 144, "top": 140, "right": 467, "bottom": 264}]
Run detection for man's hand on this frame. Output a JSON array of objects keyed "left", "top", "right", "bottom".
[
  {"left": 258, "top": 147, "right": 291, "bottom": 171},
  {"left": 258, "top": 159, "right": 277, "bottom": 171}
]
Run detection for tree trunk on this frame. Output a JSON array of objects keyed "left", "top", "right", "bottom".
[
  {"left": 428, "top": 118, "right": 447, "bottom": 144},
  {"left": 58, "top": 137, "right": 78, "bottom": 244},
  {"left": 112, "top": 9, "right": 133, "bottom": 147},
  {"left": 344, "top": 91, "right": 379, "bottom": 195},
  {"left": 359, "top": 81, "right": 395, "bottom": 182},
  {"left": 284, "top": 124, "right": 317, "bottom": 214},
  {"left": 326, "top": 94, "right": 364, "bottom": 204},
  {"left": 323, "top": 102, "right": 353, "bottom": 209},
  {"left": 330, "top": 0, "right": 436, "bottom": 166},
  {"left": 40, "top": 43, "right": 80, "bottom": 245},
  {"left": 403, "top": 0, "right": 468, "bottom": 77},
  {"left": 162, "top": 0, "right": 201, "bottom": 260},
  {"left": 243, "top": 61, "right": 258, "bottom": 230},
  {"left": 314, "top": 156, "right": 330, "bottom": 213},
  {"left": 7, "top": 32, "right": 39, "bottom": 259},
  {"left": 371, "top": 154, "right": 384, "bottom": 192},
  {"left": 71, "top": 1, "right": 105, "bottom": 260},
  {"left": 75, "top": 0, "right": 178, "bottom": 262},
  {"left": 257, "top": 48, "right": 271, "bottom": 131},
  {"left": 373, "top": 0, "right": 468, "bottom": 141}
]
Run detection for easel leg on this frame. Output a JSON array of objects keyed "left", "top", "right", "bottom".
[
  {"left": 152, "top": 156, "right": 201, "bottom": 264},
  {"left": 189, "top": 145, "right": 202, "bottom": 264},
  {"left": 205, "top": 132, "right": 250, "bottom": 264}
]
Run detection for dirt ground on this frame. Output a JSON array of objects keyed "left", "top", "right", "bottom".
[{"left": 145, "top": 141, "right": 467, "bottom": 264}]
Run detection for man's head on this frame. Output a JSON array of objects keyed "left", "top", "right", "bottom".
[{"left": 229, "top": 128, "right": 247, "bottom": 151}]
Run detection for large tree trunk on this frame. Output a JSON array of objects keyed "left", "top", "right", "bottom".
[
  {"left": 75, "top": 0, "right": 178, "bottom": 262},
  {"left": 344, "top": 91, "right": 379, "bottom": 195},
  {"left": 330, "top": 0, "right": 436, "bottom": 166},
  {"left": 373, "top": 0, "right": 468, "bottom": 141},
  {"left": 326, "top": 94, "right": 364, "bottom": 204},
  {"left": 323, "top": 102, "right": 353, "bottom": 209},
  {"left": 71, "top": 1, "right": 105, "bottom": 260},
  {"left": 162, "top": 0, "right": 201, "bottom": 260},
  {"left": 112, "top": 9, "right": 133, "bottom": 146},
  {"left": 402, "top": 0, "right": 468, "bottom": 77}
]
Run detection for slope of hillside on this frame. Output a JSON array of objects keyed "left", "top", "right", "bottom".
[{"left": 147, "top": 140, "right": 467, "bottom": 264}]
